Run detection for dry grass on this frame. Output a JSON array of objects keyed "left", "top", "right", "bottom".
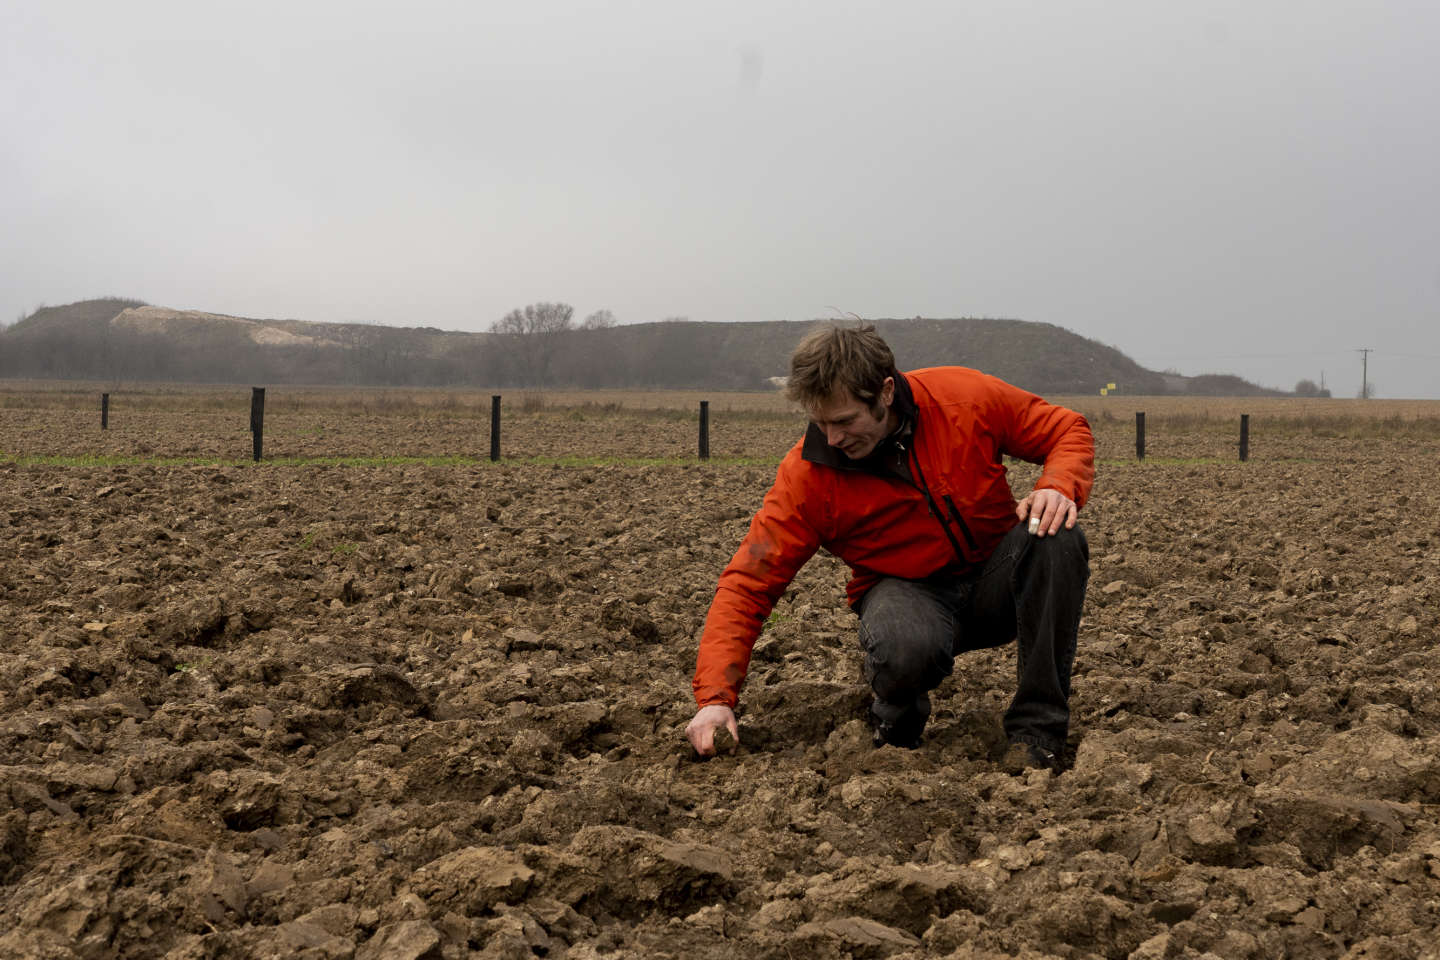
[
  {"left": 0, "top": 381, "right": 801, "bottom": 417},
  {"left": 5, "top": 380, "right": 1440, "bottom": 437},
  {"left": 1064, "top": 395, "right": 1440, "bottom": 422},
  {"left": 1069, "top": 396, "right": 1440, "bottom": 439}
]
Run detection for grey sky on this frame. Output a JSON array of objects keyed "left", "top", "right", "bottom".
[{"left": 3, "top": 1, "right": 1437, "bottom": 397}]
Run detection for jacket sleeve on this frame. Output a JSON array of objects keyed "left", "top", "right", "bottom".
[
  {"left": 989, "top": 377, "right": 1095, "bottom": 509},
  {"left": 692, "top": 454, "right": 822, "bottom": 709}
]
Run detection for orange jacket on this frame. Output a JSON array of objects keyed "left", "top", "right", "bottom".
[{"left": 692, "top": 367, "right": 1094, "bottom": 709}]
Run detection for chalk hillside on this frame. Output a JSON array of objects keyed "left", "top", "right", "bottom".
[{"left": 0, "top": 298, "right": 1283, "bottom": 397}]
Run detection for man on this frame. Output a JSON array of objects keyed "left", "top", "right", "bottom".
[{"left": 686, "top": 324, "right": 1093, "bottom": 771}]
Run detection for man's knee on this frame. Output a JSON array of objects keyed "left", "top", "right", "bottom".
[
  {"left": 1026, "top": 524, "right": 1089, "bottom": 576},
  {"left": 861, "top": 623, "right": 952, "bottom": 702}
]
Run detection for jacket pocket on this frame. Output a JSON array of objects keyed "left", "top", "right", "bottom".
[{"left": 942, "top": 495, "right": 980, "bottom": 553}]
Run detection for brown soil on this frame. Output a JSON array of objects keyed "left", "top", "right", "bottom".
[{"left": 2, "top": 403, "right": 1439, "bottom": 959}]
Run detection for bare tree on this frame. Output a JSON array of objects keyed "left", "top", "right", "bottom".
[
  {"left": 581, "top": 309, "right": 616, "bottom": 330},
  {"left": 490, "top": 302, "right": 575, "bottom": 386},
  {"left": 491, "top": 302, "right": 575, "bottom": 337}
]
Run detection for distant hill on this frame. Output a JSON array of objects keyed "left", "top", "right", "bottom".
[{"left": 0, "top": 298, "right": 1285, "bottom": 396}]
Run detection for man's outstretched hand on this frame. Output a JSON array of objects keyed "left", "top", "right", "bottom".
[{"left": 686, "top": 704, "right": 739, "bottom": 757}]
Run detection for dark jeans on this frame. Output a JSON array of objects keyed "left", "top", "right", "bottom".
[{"left": 857, "top": 523, "right": 1089, "bottom": 751}]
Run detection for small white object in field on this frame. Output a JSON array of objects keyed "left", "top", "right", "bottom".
[{"left": 1028, "top": 516, "right": 1041, "bottom": 535}]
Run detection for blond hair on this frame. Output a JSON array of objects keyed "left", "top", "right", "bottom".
[{"left": 785, "top": 324, "right": 897, "bottom": 414}]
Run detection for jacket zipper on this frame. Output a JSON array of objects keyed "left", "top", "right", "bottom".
[{"left": 899, "top": 441, "right": 968, "bottom": 563}]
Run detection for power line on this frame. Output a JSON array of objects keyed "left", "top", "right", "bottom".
[
  {"left": 1141, "top": 349, "right": 1355, "bottom": 362},
  {"left": 1371, "top": 351, "right": 1440, "bottom": 361}
]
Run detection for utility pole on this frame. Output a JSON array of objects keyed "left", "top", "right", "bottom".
[{"left": 1357, "top": 348, "right": 1372, "bottom": 399}]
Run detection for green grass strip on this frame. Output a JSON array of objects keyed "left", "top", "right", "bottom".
[
  {"left": 0, "top": 451, "right": 781, "bottom": 469},
  {"left": 0, "top": 450, "right": 1342, "bottom": 470},
  {"left": 1094, "top": 456, "right": 1321, "bottom": 466}
]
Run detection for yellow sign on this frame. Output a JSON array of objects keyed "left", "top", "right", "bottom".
[{"left": 1106, "top": 382, "right": 1116, "bottom": 390}]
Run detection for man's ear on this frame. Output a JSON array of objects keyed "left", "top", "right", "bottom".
[{"left": 881, "top": 377, "right": 895, "bottom": 405}]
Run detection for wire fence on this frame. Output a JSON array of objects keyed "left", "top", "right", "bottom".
[{"left": 2, "top": 384, "right": 1439, "bottom": 466}]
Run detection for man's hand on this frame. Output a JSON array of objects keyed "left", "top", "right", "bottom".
[
  {"left": 1016, "top": 488, "right": 1077, "bottom": 538},
  {"left": 686, "top": 704, "right": 739, "bottom": 757}
]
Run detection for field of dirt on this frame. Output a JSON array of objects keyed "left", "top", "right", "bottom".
[{"left": 2, "top": 388, "right": 1439, "bottom": 959}]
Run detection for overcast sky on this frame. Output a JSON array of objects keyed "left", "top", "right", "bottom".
[{"left": 3, "top": 1, "right": 1437, "bottom": 397}]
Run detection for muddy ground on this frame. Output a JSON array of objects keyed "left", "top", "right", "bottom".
[{"left": 2, "top": 400, "right": 1439, "bottom": 959}]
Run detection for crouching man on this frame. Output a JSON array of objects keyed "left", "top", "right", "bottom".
[{"left": 686, "top": 324, "right": 1093, "bottom": 771}]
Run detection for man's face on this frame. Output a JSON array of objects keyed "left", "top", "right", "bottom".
[{"left": 808, "top": 379, "right": 895, "bottom": 459}]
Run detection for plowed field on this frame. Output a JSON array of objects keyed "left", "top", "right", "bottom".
[{"left": 2, "top": 388, "right": 1439, "bottom": 960}]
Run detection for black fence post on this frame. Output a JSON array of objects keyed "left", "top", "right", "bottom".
[
  {"left": 1135, "top": 411, "right": 1146, "bottom": 460},
  {"left": 250, "top": 387, "right": 265, "bottom": 462},
  {"left": 490, "top": 395, "right": 501, "bottom": 462},
  {"left": 101, "top": 393, "right": 109, "bottom": 430},
  {"left": 1239, "top": 414, "right": 1250, "bottom": 462},
  {"left": 699, "top": 400, "right": 710, "bottom": 460}
]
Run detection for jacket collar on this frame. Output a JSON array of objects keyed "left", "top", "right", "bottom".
[{"left": 801, "top": 372, "right": 917, "bottom": 473}]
